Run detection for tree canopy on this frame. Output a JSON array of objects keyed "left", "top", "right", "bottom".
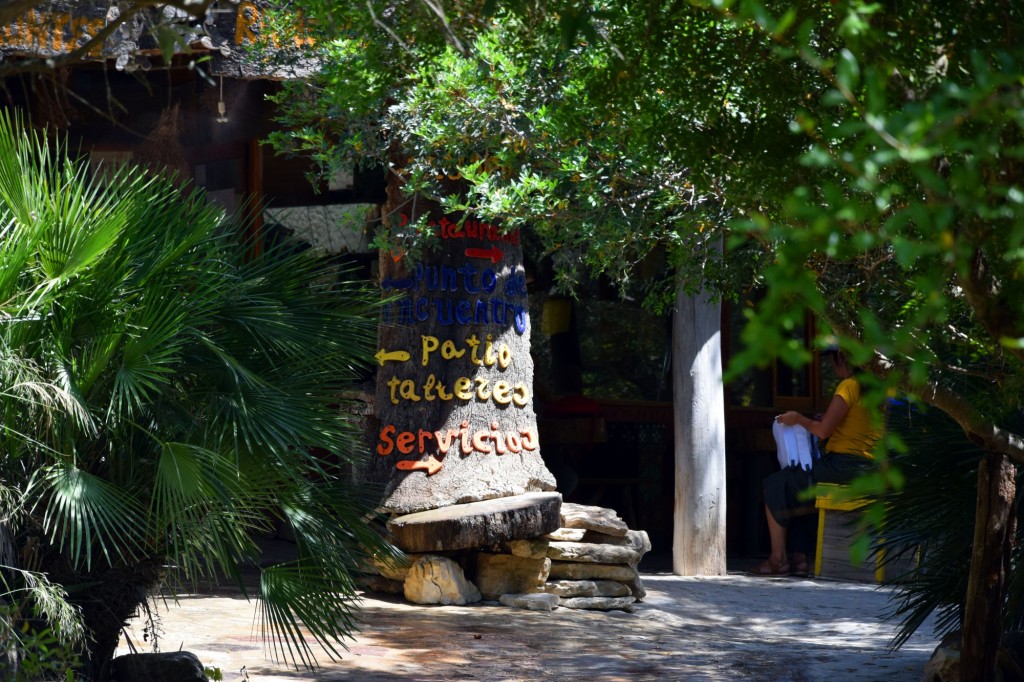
[{"left": 268, "top": 0, "right": 1024, "bottom": 464}]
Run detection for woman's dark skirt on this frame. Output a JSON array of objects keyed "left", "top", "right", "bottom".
[{"left": 762, "top": 452, "right": 871, "bottom": 555}]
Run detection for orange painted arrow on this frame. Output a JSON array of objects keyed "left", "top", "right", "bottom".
[{"left": 395, "top": 455, "right": 444, "bottom": 476}]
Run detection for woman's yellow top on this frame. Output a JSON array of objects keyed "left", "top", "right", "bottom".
[{"left": 825, "top": 377, "right": 880, "bottom": 459}]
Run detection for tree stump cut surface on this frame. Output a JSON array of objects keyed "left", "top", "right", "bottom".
[{"left": 387, "top": 492, "right": 562, "bottom": 552}]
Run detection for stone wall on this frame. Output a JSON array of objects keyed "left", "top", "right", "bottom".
[{"left": 357, "top": 501, "right": 651, "bottom": 613}]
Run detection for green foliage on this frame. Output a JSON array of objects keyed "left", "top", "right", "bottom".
[
  {"left": 0, "top": 611, "right": 81, "bottom": 681},
  {"left": 0, "top": 570, "right": 83, "bottom": 681},
  {"left": 877, "top": 403, "right": 1024, "bottom": 648},
  {"left": 268, "top": 0, "right": 1024, "bottom": 425},
  {"left": 0, "top": 109, "right": 397, "bottom": 676},
  {"left": 724, "top": 0, "right": 1024, "bottom": 449},
  {"left": 267, "top": 1, "right": 747, "bottom": 301}
]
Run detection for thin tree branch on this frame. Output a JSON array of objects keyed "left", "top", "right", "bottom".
[
  {"left": 366, "top": 1, "right": 415, "bottom": 58},
  {"left": 419, "top": 0, "right": 464, "bottom": 55}
]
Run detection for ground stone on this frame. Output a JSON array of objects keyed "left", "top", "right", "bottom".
[
  {"left": 476, "top": 553, "right": 551, "bottom": 599},
  {"left": 498, "top": 593, "right": 561, "bottom": 611},
  {"left": 560, "top": 596, "right": 636, "bottom": 612},
  {"left": 387, "top": 492, "right": 562, "bottom": 553},
  {"left": 403, "top": 555, "right": 482, "bottom": 605}
]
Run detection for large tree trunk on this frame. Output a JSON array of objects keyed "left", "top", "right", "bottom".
[
  {"left": 671, "top": 280, "right": 727, "bottom": 575},
  {"left": 365, "top": 177, "right": 555, "bottom": 515},
  {"left": 31, "top": 554, "right": 165, "bottom": 681},
  {"left": 960, "top": 452, "right": 1016, "bottom": 681}
]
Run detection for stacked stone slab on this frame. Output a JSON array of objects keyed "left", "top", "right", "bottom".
[
  {"left": 356, "top": 500, "right": 651, "bottom": 613},
  {"left": 537, "top": 502, "right": 650, "bottom": 611}
]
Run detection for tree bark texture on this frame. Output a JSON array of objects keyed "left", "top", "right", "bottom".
[
  {"left": 367, "top": 182, "right": 555, "bottom": 514},
  {"left": 65, "top": 560, "right": 164, "bottom": 681},
  {"left": 671, "top": 282, "right": 727, "bottom": 575},
  {"left": 961, "top": 452, "right": 1016, "bottom": 682}
]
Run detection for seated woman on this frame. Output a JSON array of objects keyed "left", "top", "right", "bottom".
[{"left": 758, "top": 348, "right": 881, "bottom": 576}]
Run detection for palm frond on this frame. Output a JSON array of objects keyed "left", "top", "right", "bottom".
[
  {"left": 32, "top": 464, "right": 148, "bottom": 572},
  {"left": 151, "top": 442, "right": 264, "bottom": 585},
  {"left": 34, "top": 158, "right": 126, "bottom": 284},
  {"left": 258, "top": 562, "right": 362, "bottom": 668}
]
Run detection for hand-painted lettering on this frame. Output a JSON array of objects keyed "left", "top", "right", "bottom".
[
  {"left": 492, "top": 380, "right": 511, "bottom": 405},
  {"left": 377, "top": 424, "right": 396, "bottom": 455},
  {"left": 376, "top": 423, "right": 540, "bottom": 457},
  {"left": 396, "top": 430, "right": 415, "bottom": 454},
  {"left": 453, "top": 377, "right": 473, "bottom": 400},
  {"left": 380, "top": 296, "right": 528, "bottom": 334},
  {"left": 421, "top": 336, "right": 439, "bottom": 366}
]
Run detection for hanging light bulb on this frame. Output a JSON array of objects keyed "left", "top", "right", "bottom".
[{"left": 216, "top": 76, "right": 229, "bottom": 123}]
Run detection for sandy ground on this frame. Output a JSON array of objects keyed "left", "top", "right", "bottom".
[{"left": 117, "top": 569, "right": 939, "bottom": 682}]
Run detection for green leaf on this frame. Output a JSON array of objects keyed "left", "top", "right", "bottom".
[{"left": 35, "top": 464, "right": 147, "bottom": 571}]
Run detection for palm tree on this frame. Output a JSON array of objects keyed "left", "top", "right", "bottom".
[{"left": 0, "top": 109, "right": 396, "bottom": 680}]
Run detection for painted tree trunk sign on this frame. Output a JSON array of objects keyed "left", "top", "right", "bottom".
[{"left": 369, "top": 207, "right": 556, "bottom": 515}]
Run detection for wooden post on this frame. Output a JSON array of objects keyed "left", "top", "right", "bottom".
[{"left": 671, "top": 273, "right": 727, "bottom": 575}]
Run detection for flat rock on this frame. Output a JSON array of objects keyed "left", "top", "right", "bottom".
[
  {"left": 545, "top": 527, "right": 586, "bottom": 541},
  {"left": 476, "top": 553, "right": 551, "bottom": 600},
  {"left": 372, "top": 553, "right": 412, "bottom": 581},
  {"left": 504, "top": 538, "right": 550, "bottom": 559},
  {"left": 539, "top": 580, "right": 596, "bottom": 597},
  {"left": 547, "top": 541, "right": 641, "bottom": 565},
  {"left": 404, "top": 555, "right": 481, "bottom": 605},
  {"left": 356, "top": 573, "right": 405, "bottom": 595},
  {"left": 559, "top": 503, "right": 628, "bottom": 536},
  {"left": 387, "top": 492, "right": 562, "bottom": 553},
  {"left": 593, "top": 580, "right": 632, "bottom": 597},
  {"left": 538, "top": 579, "right": 631, "bottom": 598},
  {"left": 625, "top": 574, "right": 647, "bottom": 601},
  {"left": 548, "top": 561, "right": 639, "bottom": 582},
  {"left": 582, "top": 529, "right": 652, "bottom": 555},
  {"left": 498, "top": 593, "right": 561, "bottom": 611},
  {"left": 560, "top": 596, "right": 636, "bottom": 612}
]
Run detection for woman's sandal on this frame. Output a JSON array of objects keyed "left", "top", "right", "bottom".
[
  {"left": 790, "top": 553, "right": 810, "bottom": 577},
  {"left": 756, "top": 557, "right": 791, "bottom": 575}
]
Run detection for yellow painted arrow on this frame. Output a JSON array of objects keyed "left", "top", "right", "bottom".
[{"left": 375, "top": 348, "right": 411, "bottom": 366}]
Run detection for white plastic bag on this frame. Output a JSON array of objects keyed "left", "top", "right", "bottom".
[{"left": 772, "top": 420, "right": 819, "bottom": 471}]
